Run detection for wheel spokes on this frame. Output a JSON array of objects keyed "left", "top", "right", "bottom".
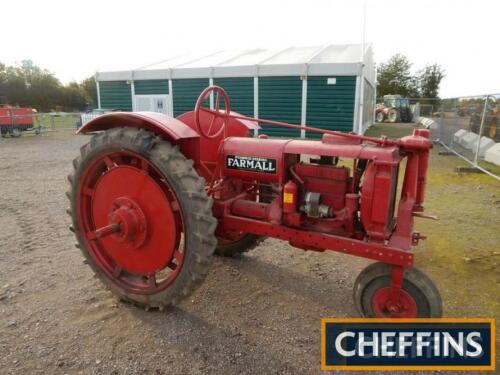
[
  {"left": 80, "top": 149, "right": 186, "bottom": 295},
  {"left": 103, "top": 156, "right": 116, "bottom": 170},
  {"left": 95, "top": 223, "right": 121, "bottom": 239},
  {"left": 140, "top": 158, "right": 149, "bottom": 173}
]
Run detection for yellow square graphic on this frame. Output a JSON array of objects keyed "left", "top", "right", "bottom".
[{"left": 283, "top": 193, "right": 294, "bottom": 204}]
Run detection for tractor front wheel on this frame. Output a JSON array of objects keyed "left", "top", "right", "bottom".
[
  {"left": 11, "top": 128, "right": 22, "bottom": 137},
  {"left": 353, "top": 262, "right": 442, "bottom": 318},
  {"left": 68, "top": 128, "right": 217, "bottom": 309},
  {"left": 376, "top": 112, "right": 385, "bottom": 123}
]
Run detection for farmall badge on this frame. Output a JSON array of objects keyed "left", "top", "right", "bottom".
[{"left": 226, "top": 155, "right": 277, "bottom": 174}]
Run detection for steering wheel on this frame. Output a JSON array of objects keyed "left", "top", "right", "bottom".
[{"left": 194, "top": 85, "right": 231, "bottom": 139}]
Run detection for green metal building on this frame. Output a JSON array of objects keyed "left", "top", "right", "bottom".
[{"left": 95, "top": 45, "right": 376, "bottom": 136}]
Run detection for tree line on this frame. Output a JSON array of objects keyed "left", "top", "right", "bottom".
[
  {"left": 376, "top": 54, "right": 445, "bottom": 99},
  {"left": 0, "top": 60, "right": 97, "bottom": 112}
]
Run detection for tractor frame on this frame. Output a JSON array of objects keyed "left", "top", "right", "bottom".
[{"left": 68, "top": 86, "right": 442, "bottom": 318}]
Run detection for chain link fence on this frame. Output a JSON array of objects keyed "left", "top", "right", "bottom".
[
  {"left": 437, "top": 93, "right": 500, "bottom": 180},
  {"left": 376, "top": 94, "right": 500, "bottom": 180}
]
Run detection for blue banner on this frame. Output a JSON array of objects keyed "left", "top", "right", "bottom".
[{"left": 321, "top": 319, "right": 495, "bottom": 371}]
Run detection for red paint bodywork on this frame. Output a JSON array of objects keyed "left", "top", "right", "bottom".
[
  {"left": 78, "top": 112, "right": 200, "bottom": 140},
  {"left": 0, "top": 105, "right": 35, "bottom": 130},
  {"left": 79, "top": 94, "right": 432, "bottom": 283}
]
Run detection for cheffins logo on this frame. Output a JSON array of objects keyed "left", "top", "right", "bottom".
[
  {"left": 321, "top": 319, "right": 495, "bottom": 371},
  {"left": 226, "top": 155, "right": 277, "bottom": 174}
]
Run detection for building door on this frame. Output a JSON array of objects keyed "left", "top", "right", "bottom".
[{"left": 133, "top": 95, "right": 171, "bottom": 115}]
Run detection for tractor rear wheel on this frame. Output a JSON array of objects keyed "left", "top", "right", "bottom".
[
  {"left": 68, "top": 128, "right": 217, "bottom": 309},
  {"left": 215, "top": 232, "right": 263, "bottom": 256},
  {"left": 388, "top": 109, "right": 399, "bottom": 123},
  {"left": 376, "top": 112, "right": 385, "bottom": 123},
  {"left": 11, "top": 128, "right": 22, "bottom": 137},
  {"left": 353, "top": 262, "right": 442, "bottom": 318}
]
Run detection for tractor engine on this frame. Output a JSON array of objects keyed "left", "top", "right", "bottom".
[{"left": 218, "top": 136, "right": 387, "bottom": 245}]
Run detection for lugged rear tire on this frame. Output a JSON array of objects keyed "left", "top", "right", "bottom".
[{"left": 67, "top": 127, "right": 217, "bottom": 309}]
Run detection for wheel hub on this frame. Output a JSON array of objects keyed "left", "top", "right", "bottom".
[
  {"left": 371, "top": 287, "right": 418, "bottom": 318},
  {"left": 107, "top": 197, "right": 147, "bottom": 248},
  {"left": 89, "top": 165, "right": 179, "bottom": 275}
]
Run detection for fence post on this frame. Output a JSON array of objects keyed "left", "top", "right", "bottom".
[
  {"left": 439, "top": 101, "right": 444, "bottom": 142},
  {"left": 473, "top": 95, "right": 490, "bottom": 165}
]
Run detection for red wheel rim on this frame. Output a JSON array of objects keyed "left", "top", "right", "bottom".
[
  {"left": 77, "top": 150, "right": 185, "bottom": 295},
  {"left": 371, "top": 287, "right": 418, "bottom": 318}
]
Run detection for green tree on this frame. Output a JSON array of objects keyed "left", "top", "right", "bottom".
[
  {"left": 0, "top": 60, "right": 95, "bottom": 111},
  {"left": 2, "top": 60, "right": 62, "bottom": 111},
  {"left": 80, "top": 76, "right": 98, "bottom": 108},
  {"left": 419, "top": 64, "right": 445, "bottom": 99},
  {"left": 60, "top": 82, "right": 88, "bottom": 111},
  {"left": 377, "top": 54, "right": 419, "bottom": 97},
  {"left": 0, "top": 62, "right": 7, "bottom": 103}
]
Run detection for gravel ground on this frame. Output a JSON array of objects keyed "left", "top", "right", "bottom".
[{"left": 0, "top": 129, "right": 498, "bottom": 374}]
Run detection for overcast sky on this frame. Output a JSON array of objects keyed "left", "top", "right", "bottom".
[{"left": 1, "top": 0, "right": 498, "bottom": 98}]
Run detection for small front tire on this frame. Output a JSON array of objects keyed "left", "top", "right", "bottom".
[{"left": 353, "top": 262, "right": 443, "bottom": 318}]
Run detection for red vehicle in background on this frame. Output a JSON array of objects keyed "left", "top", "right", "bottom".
[
  {"left": 0, "top": 105, "right": 37, "bottom": 137},
  {"left": 375, "top": 95, "right": 413, "bottom": 123}
]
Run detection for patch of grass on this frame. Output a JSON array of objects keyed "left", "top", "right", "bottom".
[{"left": 365, "top": 122, "right": 422, "bottom": 139}]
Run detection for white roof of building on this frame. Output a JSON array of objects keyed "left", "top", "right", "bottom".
[{"left": 97, "top": 44, "right": 375, "bottom": 85}]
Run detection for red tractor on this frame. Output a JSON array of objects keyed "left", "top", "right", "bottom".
[
  {"left": 68, "top": 86, "right": 442, "bottom": 318},
  {"left": 375, "top": 95, "right": 413, "bottom": 123},
  {"left": 0, "top": 105, "right": 37, "bottom": 137}
]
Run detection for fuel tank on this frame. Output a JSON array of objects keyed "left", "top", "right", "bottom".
[{"left": 222, "top": 137, "right": 297, "bottom": 183}]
